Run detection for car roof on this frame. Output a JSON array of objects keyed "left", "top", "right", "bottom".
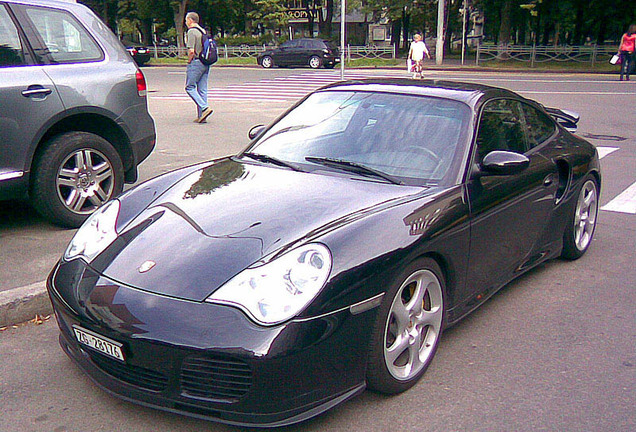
[{"left": 317, "top": 78, "right": 522, "bottom": 109}]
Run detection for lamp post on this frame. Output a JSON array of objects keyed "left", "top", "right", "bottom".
[
  {"left": 461, "top": 0, "right": 467, "bottom": 65},
  {"left": 436, "top": 0, "right": 445, "bottom": 65},
  {"left": 340, "top": 0, "right": 346, "bottom": 80}
]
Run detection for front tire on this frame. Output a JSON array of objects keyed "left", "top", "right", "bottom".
[
  {"left": 561, "top": 175, "right": 599, "bottom": 259},
  {"left": 261, "top": 55, "right": 273, "bottom": 68},
  {"left": 31, "top": 132, "right": 124, "bottom": 228},
  {"left": 309, "top": 55, "right": 322, "bottom": 69},
  {"left": 367, "top": 258, "right": 445, "bottom": 394}
]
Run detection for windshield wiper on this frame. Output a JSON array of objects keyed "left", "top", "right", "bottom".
[
  {"left": 241, "top": 152, "right": 303, "bottom": 172},
  {"left": 305, "top": 157, "right": 402, "bottom": 185}
]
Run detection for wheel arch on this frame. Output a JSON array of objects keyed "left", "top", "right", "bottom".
[
  {"left": 412, "top": 251, "right": 456, "bottom": 315},
  {"left": 29, "top": 113, "right": 134, "bottom": 189}
]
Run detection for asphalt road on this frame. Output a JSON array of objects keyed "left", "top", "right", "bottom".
[{"left": 0, "top": 67, "right": 634, "bottom": 432}]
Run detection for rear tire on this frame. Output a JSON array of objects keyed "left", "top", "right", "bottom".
[
  {"left": 31, "top": 132, "right": 124, "bottom": 228},
  {"left": 366, "top": 258, "right": 445, "bottom": 394},
  {"left": 561, "top": 175, "right": 598, "bottom": 260},
  {"left": 261, "top": 56, "right": 273, "bottom": 68}
]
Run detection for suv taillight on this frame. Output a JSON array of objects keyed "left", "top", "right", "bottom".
[{"left": 136, "top": 69, "right": 147, "bottom": 97}]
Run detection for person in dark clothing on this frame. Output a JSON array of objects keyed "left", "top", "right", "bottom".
[{"left": 618, "top": 24, "right": 636, "bottom": 81}]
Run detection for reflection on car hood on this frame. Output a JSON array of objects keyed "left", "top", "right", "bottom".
[{"left": 99, "top": 158, "right": 424, "bottom": 301}]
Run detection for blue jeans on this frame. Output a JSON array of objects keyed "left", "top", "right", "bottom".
[{"left": 185, "top": 59, "right": 210, "bottom": 116}]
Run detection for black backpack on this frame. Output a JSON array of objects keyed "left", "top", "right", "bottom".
[{"left": 196, "top": 27, "right": 218, "bottom": 65}]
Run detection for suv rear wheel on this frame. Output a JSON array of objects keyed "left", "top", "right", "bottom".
[{"left": 31, "top": 132, "right": 124, "bottom": 228}]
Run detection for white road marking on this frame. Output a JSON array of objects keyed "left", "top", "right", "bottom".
[
  {"left": 597, "top": 147, "right": 619, "bottom": 159},
  {"left": 602, "top": 182, "right": 636, "bottom": 215},
  {"left": 519, "top": 91, "right": 636, "bottom": 96}
]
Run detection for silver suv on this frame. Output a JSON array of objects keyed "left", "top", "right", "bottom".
[{"left": 0, "top": 0, "right": 155, "bottom": 227}]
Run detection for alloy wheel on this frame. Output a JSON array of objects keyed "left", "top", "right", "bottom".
[
  {"left": 56, "top": 148, "right": 115, "bottom": 215},
  {"left": 309, "top": 56, "right": 321, "bottom": 69},
  {"left": 574, "top": 179, "right": 598, "bottom": 252},
  {"left": 383, "top": 269, "right": 444, "bottom": 380}
]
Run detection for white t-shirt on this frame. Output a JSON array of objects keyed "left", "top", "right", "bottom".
[{"left": 410, "top": 41, "right": 429, "bottom": 61}]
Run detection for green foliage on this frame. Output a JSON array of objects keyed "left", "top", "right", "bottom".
[
  {"left": 80, "top": 0, "right": 636, "bottom": 49},
  {"left": 215, "top": 34, "right": 275, "bottom": 46},
  {"left": 248, "top": 0, "right": 289, "bottom": 29}
]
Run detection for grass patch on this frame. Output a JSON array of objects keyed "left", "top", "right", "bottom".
[
  {"left": 147, "top": 56, "right": 258, "bottom": 66},
  {"left": 478, "top": 59, "right": 617, "bottom": 73},
  {"left": 344, "top": 57, "right": 403, "bottom": 68}
]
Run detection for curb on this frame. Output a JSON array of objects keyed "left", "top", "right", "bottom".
[
  {"left": 0, "top": 281, "right": 52, "bottom": 328},
  {"left": 146, "top": 62, "right": 618, "bottom": 75}
]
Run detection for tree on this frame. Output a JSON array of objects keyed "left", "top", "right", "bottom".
[
  {"left": 171, "top": 0, "right": 188, "bottom": 49},
  {"left": 318, "top": 0, "right": 335, "bottom": 37},
  {"left": 248, "top": 0, "right": 289, "bottom": 32}
]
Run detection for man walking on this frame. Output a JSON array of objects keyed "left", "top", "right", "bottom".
[{"left": 185, "top": 12, "right": 213, "bottom": 123}]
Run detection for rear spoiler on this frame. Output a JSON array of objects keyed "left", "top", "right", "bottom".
[{"left": 545, "top": 107, "right": 580, "bottom": 133}]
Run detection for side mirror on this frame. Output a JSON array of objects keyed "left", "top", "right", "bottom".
[
  {"left": 478, "top": 151, "right": 530, "bottom": 177},
  {"left": 248, "top": 124, "right": 266, "bottom": 140}
]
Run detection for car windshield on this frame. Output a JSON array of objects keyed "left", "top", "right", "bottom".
[{"left": 248, "top": 90, "right": 471, "bottom": 185}]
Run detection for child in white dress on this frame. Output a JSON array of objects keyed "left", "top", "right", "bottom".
[{"left": 408, "top": 34, "right": 430, "bottom": 79}]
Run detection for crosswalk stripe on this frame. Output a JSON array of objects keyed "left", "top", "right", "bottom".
[
  {"left": 597, "top": 147, "right": 619, "bottom": 159},
  {"left": 602, "top": 181, "right": 636, "bottom": 215},
  {"left": 152, "top": 70, "right": 412, "bottom": 103}
]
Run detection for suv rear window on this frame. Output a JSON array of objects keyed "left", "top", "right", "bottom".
[{"left": 23, "top": 6, "right": 103, "bottom": 64}]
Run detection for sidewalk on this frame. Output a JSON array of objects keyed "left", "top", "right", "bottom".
[{"left": 0, "top": 281, "right": 51, "bottom": 328}]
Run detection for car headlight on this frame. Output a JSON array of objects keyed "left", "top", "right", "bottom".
[
  {"left": 206, "top": 243, "right": 332, "bottom": 325},
  {"left": 64, "top": 200, "right": 120, "bottom": 262}
]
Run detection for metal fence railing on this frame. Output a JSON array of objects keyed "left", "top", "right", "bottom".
[
  {"left": 150, "top": 44, "right": 396, "bottom": 61},
  {"left": 476, "top": 44, "right": 618, "bottom": 67}
]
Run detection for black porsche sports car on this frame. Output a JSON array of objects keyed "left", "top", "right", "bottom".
[{"left": 47, "top": 79, "right": 600, "bottom": 427}]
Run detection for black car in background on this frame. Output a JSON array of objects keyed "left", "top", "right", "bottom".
[
  {"left": 258, "top": 38, "right": 340, "bottom": 69},
  {"left": 124, "top": 41, "right": 151, "bottom": 66}
]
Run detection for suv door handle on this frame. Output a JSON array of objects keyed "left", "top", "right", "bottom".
[{"left": 22, "top": 86, "right": 53, "bottom": 97}]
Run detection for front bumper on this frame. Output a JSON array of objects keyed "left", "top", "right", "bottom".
[{"left": 47, "top": 259, "right": 373, "bottom": 427}]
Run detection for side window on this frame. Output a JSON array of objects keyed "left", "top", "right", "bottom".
[
  {"left": 0, "top": 6, "right": 25, "bottom": 67},
  {"left": 520, "top": 103, "right": 556, "bottom": 149},
  {"left": 281, "top": 40, "right": 297, "bottom": 49},
  {"left": 476, "top": 99, "right": 526, "bottom": 161},
  {"left": 22, "top": 6, "right": 102, "bottom": 64}
]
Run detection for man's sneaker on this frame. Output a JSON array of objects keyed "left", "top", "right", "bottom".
[{"left": 198, "top": 107, "right": 213, "bottom": 123}]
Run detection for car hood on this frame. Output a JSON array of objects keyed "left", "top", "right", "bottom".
[{"left": 98, "top": 158, "right": 424, "bottom": 302}]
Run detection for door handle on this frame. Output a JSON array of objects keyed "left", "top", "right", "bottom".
[{"left": 22, "top": 86, "right": 53, "bottom": 97}]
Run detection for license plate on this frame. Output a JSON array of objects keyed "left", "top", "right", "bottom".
[{"left": 73, "top": 325, "right": 125, "bottom": 362}]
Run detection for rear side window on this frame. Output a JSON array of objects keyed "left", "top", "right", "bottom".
[
  {"left": 22, "top": 6, "right": 102, "bottom": 64},
  {"left": 0, "top": 5, "right": 25, "bottom": 67},
  {"left": 520, "top": 103, "right": 556, "bottom": 149},
  {"left": 280, "top": 40, "right": 298, "bottom": 49}
]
